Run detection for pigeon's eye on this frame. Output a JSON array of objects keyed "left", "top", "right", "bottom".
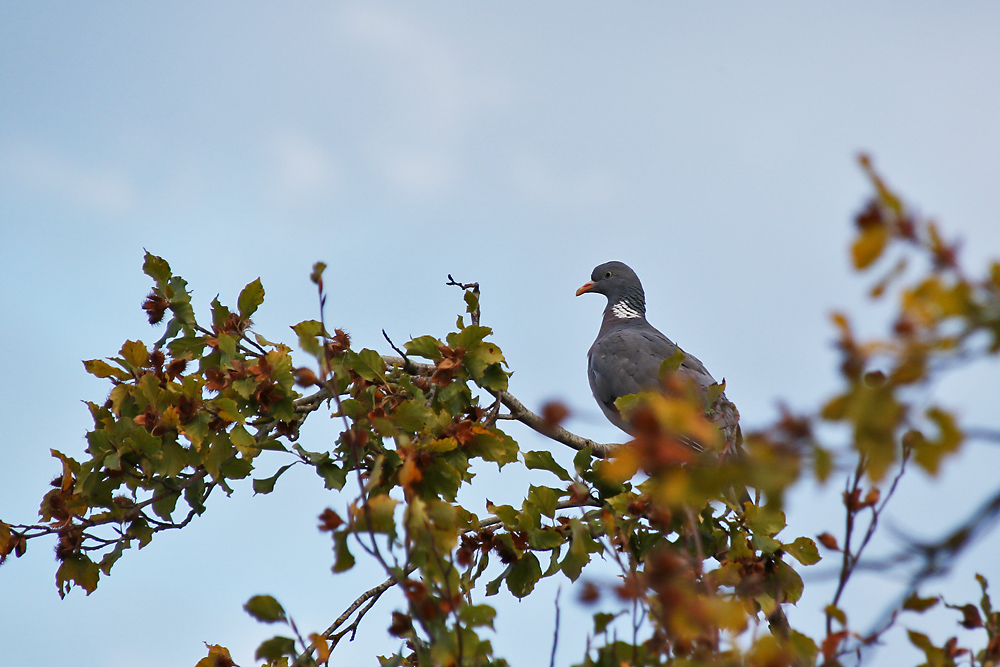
[{"left": 604, "top": 271, "right": 612, "bottom": 279}]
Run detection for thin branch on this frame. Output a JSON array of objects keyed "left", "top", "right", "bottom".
[
  {"left": 323, "top": 574, "right": 398, "bottom": 639},
  {"left": 476, "top": 498, "right": 602, "bottom": 532},
  {"left": 550, "top": 586, "right": 562, "bottom": 667},
  {"left": 380, "top": 355, "right": 618, "bottom": 456},
  {"left": 382, "top": 355, "right": 434, "bottom": 377},
  {"left": 446, "top": 274, "right": 480, "bottom": 327},
  {"left": 381, "top": 330, "right": 409, "bottom": 362},
  {"left": 862, "top": 484, "right": 1000, "bottom": 654},
  {"left": 497, "top": 391, "right": 617, "bottom": 458},
  {"left": 965, "top": 427, "right": 1000, "bottom": 444},
  {"left": 827, "top": 458, "right": 865, "bottom": 637}
]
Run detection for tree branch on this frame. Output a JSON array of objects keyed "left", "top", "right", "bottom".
[
  {"left": 496, "top": 391, "right": 617, "bottom": 458},
  {"left": 380, "top": 355, "right": 618, "bottom": 457}
]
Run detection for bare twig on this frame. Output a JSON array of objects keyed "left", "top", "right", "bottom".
[
  {"left": 446, "top": 274, "right": 480, "bottom": 327},
  {"left": 550, "top": 586, "right": 562, "bottom": 667},
  {"left": 827, "top": 459, "right": 865, "bottom": 637},
  {"left": 323, "top": 574, "right": 398, "bottom": 639},
  {"left": 381, "top": 330, "right": 409, "bottom": 362},
  {"left": 858, "top": 484, "right": 1000, "bottom": 663}
]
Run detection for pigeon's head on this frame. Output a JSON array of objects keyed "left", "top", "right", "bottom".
[
  {"left": 576, "top": 261, "right": 646, "bottom": 318},
  {"left": 576, "top": 261, "right": 642, "bottom": 298}
]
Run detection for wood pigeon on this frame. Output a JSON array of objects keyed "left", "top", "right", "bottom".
[{"left": 576, "top": 260, "right": 741, "bottom": 453}]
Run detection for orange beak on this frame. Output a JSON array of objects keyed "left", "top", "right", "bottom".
[{"left": 575, "top": 281, "right": 595, "bottom": 296}]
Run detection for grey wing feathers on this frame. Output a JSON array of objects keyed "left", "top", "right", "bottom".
[{"left": 587, "top": 325, "right": 729, "bottom": 443}]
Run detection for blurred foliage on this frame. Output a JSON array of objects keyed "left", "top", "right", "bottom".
[{"left": 2, "top": 157, "right": 999, "bottom": 666}]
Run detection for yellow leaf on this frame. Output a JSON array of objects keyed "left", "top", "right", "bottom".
[
  {"left": 851, "top": 226, "right": 888, "bottom": 270},
  {"left": 597, "top": 446, "right": 639, "bottom": 484},
  {"left": 310, "top": 634, "right": 331, "bottom": 663},
  {"left": 195, "top": 644, "right": 233, "bottom": 667}
]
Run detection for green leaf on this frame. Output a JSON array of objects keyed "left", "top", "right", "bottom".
[
  {"left": 463, "top": 340, "right": 505, "bottom": 379},
  {"left": 573, "top": 446, "right": 594, "bottom": 475},
  {"left": 561, "top": 523, "right": 590, "bottom": 582},
  {"left": 347, "top": 349, "right": 385, "bottom": 382},
  {"left": 244, "top": 595, "right": 287, "bottom": 623},
  {"left": 216, "top": 333, "right": 238, "bottom": 359},
  {"left": 526, "top": 485, "right": 559, "bottom": 518},
  {"left": 705, "top": 380, "right": 726, "bottom": 408},
  {"left": 902, "top": 593, "right": 940, "bottom": 613},
  {"left": 317, "top": 462, "right": 348, "bottom": 490},
  {"left": 98, "top": 540, "right": 127, "bottom": 577},
  {"left": 255, "top": 636, "right": 296, "bottom": 662},
  {"left": 783, "top": 536, "right": 821, "bottom": 566},
  {"left": 152, "top": 489, "right": 179, "bottom": 521},
  {"left": 906, "top": 630, "right": 935, "bottom": 653},
  {"left": 594, "top": 612, "right": 617, "bottom": 634},
  {"left": 391, "top": 400, "right": 431, "bottom": 432},
  {"left": 333, "top": 531, "right": 356, "bottom": 572},
  {"left": 485, "top": 568, "right": 508, "bottom": 597},
  {"left": 56, "top": 554, "right": 100, "bottom": 597},
  {"left": 751, "top": 535, "right": 781, "bottom": 554},
  {"left": 466, "top": 430, "right": 519, "bottom": 468},
  {"left": 447, "top": 325, "right": 492, "bottom": 350},
  {"left": 528, "top": 528, "right": 564, "bottom": 550},
  {"left": 212, "top": 397, "right": 243, "bottom": 423},
  {"left": 230, "top": 424, "right": 256, "bottom": 455},
  {"left": 204, "top": 434, "right": 234, "bottom": 481},
  {"left": 458, "top": 604, "right": 496, "bottom": 629},
  {"left": 485, "top": 502, "right": 518, "bottom": 529},
  {"left": 507, "top": 552, "right": 542, "bottom": 598},
  {"left": 523, "top": 450, "right": 572, "bottom": 482},
  {"left": 479, "top": 363, "right": 509, "bottom": 391},
  {"left": 772, "top": 559, "right": 804, "bottom": 604},
  {"left": 291, "top": 320, "right": 324, "bottom": 359},
  {"left": 744, "top": 504, "right": 786, "bottom": 537},
  {"left": 254, "top": 332, "right": 276, "bottom": 348},
  {"left": 464, "top": 289, "right": 479, "bottom": 315},
  {"left": 238, "top": 278, "right": 265, "bottom": 319},
  {"left": 658, "top": 348, "right": 686, "bottom": 377},
  {"left": 357, "top": 494, "right": 398, "bottom": 535},
  {"left": 404, "top": 335, "right": 443, "bottom": 361},
  {"left": 129, "top": 519, "right": 154, "bottom": 548},
  {"left": 166, "top": 276, "right": 196, "bottom": 325},
  {"left": 166, "top": 335, "right": 208, "bottom": 358},
  {"left": 142, "top": 251, "right": 171, "bottom": 285},
  {"left": 210, "top": 296, "right": 232, "bottom": 328},
  {"left": 825, "top": 604, "right": 847, "bottom": 626},
  {"left": 220, "top": 456, "right": 252, "bottom": 480},
  {"left": 181, "top": 412, "right": 211, "bottom": 448},
  {"left": 310, "top": 262, "right": 326, "bottom": 285},
  {"left": 254, "top": 464, "right": 295, "bottom": 495}
]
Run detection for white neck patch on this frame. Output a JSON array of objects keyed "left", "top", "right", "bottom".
[{"left": 611, "top": 300, "right": 643, "bottom": 319}]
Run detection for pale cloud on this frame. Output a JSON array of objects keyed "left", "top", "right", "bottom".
[
  {"left": 1, "top": 144, "right": 135, "bottom": 215},
  {"left": 336, "top": 3, "right": 512, "bottom": 197},
  {"left": 267, "top": 131, "right": 342, "bottom": 204},
  {"left": 510, "top": 154, "right": 624, "bottom": 208}
]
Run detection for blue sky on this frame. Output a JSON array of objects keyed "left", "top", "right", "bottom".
[{"left": 2, "top": 3, "right": 1000, "bottom": 665}]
